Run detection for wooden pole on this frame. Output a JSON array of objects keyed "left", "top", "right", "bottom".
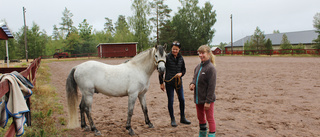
[
  {"left": 23, "top": 7, "right": 28, "bottom": 62},
  {"left": 6, "top": 40, "right": 9, "bottom": 67},
  {"left": 230, "top": 14, "right": 233, "bottom": 55}
]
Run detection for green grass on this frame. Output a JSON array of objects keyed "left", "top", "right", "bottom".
[{"left": 0, "top": 61, "right": 66, "bottom": 136}]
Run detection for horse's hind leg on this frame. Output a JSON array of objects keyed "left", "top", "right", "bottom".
[
  {"left": 79, "top": 97, "right": 90, "bottom": 131},
  {"left": 138, "top": 93, "right": 153, "bottom": 128},
  {"left": 80, "top": 92, "right": 102, "bottom": 136}
]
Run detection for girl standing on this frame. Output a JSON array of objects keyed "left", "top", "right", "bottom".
[{"left": 189, "top": 45, "right": 216, "bottom": 137}]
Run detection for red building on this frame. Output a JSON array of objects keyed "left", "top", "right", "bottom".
[
  {"left": 1, "top": 25, "right": 14, "bottom": 66},
  {"left": 97, "top": 42, "right": 137, "bottom": 58},
  {"left": 0, "top": 25, "right": 14, "bottom": 40},
  {"left": 211, "top": 47, "right": 222, "bottom": 55}
]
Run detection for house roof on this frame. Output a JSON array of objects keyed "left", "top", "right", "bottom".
[
  {"left": 96, "top": 42, "right": 138, "bottom": 48},
  {"left": 225, "top": 30, "right": 318, "bottom": 47},
  {"left": 0, "top": 25, "right": 14, "bottom": 40}
]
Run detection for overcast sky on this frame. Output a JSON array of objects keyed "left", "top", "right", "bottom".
[{"left": 1, "top": 0, "right": 319, "bottom": 45}]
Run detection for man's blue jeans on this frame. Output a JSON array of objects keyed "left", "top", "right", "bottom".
[{"left": 165, "top": 83, "right": 185, "bottom": 119}]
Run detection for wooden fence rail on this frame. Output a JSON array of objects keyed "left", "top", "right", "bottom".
[
  {"left": 0, "top": 57, "right": 41, "bottom": 137},
  {"left": 222, "top": 49, "right": 320, "bottom": 55}
]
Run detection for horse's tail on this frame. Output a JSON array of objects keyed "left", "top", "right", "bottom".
[{"left": 66, "top": 67, "right": 80, "bottom": 128}]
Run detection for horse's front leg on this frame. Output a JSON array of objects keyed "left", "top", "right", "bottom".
[
  {"left": 126, "top": 94, "right": 138, "bottom": 135},
  {"left": 138, "top": 93, "right": 153, "bottom": 128}
]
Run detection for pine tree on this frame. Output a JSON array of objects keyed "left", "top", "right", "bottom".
[
  {"left": 280, "top": 34, "right": 292, "bottom": 54},
  {"left": 265, "top": 38, "right": 273, "bottom": 55},
  {"left": 150, "top": 0, "right": 172, "bottom": 45},
  {"left": 251, "top": 26, "right": 266, "bottom": 51},
  {"left": 313, "top": 12, "right": 320, "bottom": 50},
  {"left": 59, "top": 7, "right": 74, "bottom": 39},
  {"left": 129, "top": 0, "right": 151, "bottom": 51}
]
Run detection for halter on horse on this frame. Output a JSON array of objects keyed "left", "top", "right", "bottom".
[{"left": 66, "top": 45, "right": 166, "bottom": 136}]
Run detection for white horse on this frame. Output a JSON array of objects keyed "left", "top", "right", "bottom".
[{"left": 66, "top": 45, "right": 166, "bottom": 136}]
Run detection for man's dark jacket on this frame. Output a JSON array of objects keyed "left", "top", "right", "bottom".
[{"left": 159, "top": 52, "right": 186, "bottom": 86}]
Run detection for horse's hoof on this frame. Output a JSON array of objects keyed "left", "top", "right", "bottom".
[
  {"left": 82, "top": 126, "right": 90, "bottom": 131},
  {"left": 94, "top": 131, "right": 102, "bottom": 136},
  {"left": 148, "top": 123, "right": 154, "bottom": 128},
  {"left": 128, "top": 128, "right": 135, "bottom": 136}
]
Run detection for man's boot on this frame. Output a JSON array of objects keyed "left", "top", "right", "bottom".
[
  {"left": 171, "top": 118, "right": 177, "bottom": 127},
  {"left": 180, "top": 115, "right": 191, "bottom": 124}
]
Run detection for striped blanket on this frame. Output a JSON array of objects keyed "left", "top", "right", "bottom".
[{"left": 0, "top": 71, "right": 33, "bottom": 136}]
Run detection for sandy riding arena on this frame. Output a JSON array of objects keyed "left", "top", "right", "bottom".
[{"left": 48, "top": 56, "right": 320, "bottom": 137}]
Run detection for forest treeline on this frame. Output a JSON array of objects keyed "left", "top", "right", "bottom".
[{"left": 0, "top": 0, "right": 216, "bottom": 60}]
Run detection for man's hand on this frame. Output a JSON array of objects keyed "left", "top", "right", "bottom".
[
  {"left": 160, "top": 83, "right": 165, "bottom": 91},
  {"left": 175, "top": 73, "right": 182, "bottom": 78}
]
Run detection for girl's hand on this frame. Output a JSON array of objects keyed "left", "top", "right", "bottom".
[
  {"left": 189, "top": 84, "right": 195, "bottom": 91},
  {"left": 204, "top": 103, "right": 210, "bottom": 110}
]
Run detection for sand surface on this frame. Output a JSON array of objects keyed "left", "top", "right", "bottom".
[{"left": 47, "top": 56, "right": 320, "bottom": 137}]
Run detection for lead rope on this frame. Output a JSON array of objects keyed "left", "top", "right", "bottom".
[{"left": 164, "top": 76, "right": 181, "bottom": 91}]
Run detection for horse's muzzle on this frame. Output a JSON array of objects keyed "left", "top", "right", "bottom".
[{"left": 157, "top": 66, "right": 165, "bottom": 74}]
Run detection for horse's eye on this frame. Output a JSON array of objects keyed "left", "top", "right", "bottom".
[{"left": 155, "top": 55, "right": 158, "bottom": 58}]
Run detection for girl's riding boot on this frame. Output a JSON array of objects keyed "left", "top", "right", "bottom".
[
  {"left": 199, "top": 124, "right": 207, "bottom": 137},
  {"left": 208, "top": 133, "right": 216, "bottom": 137},
  {"left": 198, "top": 130, "right": 207, "bottom": 137}
]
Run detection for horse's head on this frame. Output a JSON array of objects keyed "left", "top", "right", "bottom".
[{"left": 154, "top": 44, "right": 167, "bottom": 74}]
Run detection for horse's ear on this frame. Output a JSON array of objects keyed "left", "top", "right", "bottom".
[
  {"left": 154, "top": 44, "right": 158, "bottom": 49},
  {"left": 163, "top": 43, "right": 167, "bottom": 50}
]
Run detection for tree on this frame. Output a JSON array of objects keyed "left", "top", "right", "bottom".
[
  {"left": 78, "top": 19, "right": 92, "bottom": 40},
  {"left": 29, "top": 22, "right": 48, "bottom": 58},
  {"left": 59, "top": 7, "right": 74, "bottom": 39},
  {"left": 313, "top": 12, "right": 320, "bottom": 49},
  {"left": 129, "top": 0, "right": 151, "bottom": 51},
  {"left": 92, "top": 30, "right": 114, "bottom": 44},
  {"left": 65, "top": 32, "right": 82, "bottom": 54},
  {"left": 159, "top": 20, "right": 176, "bottom": 46},
  {"left": 172, "top": 0, "right": 216, "bottom": 51},
  {"left": 104, "top": 17, "right": 114, "bottom": 33},
  {"left": 244, "top": 39, "right": 254, "bottom": 55},
  {"left": 78, "top": 19, "right": 94, "bottom": 53},
  {"left": 217, "top": 42, "right": 227, "bottom": 50},
  {"left": 114, "top": 15, "right": 135, "bottom": 42},
  {"left": 293, "top": 43, "right": 305, "bottom": 54},
  {"left": 0, "top": 20, "right": 19, "bottom": 59},
  {"left": 197, "top": 2, "right": 216, "bottom": 45},
  {"left": 251, "top": 26, "right": 266, "bottom": 51},
  {"left": 265, "top": 38, "right": 273, "bottom": 55},
  {"left": 52, "top": 24, "right": 62, "bottom": 40},
  {"left": 13, "top": 22, "right": 48, "bottom": 58},
  {"left": 150, "top": 0, "right": 172, "bottom": 44},
  {"left": 273, "top": 30, "right": 280, "bottom": 33},
  {"left": 0, "top": 36, "right": 18, "bottom": 59},
  {"left": 280, "top": 34, "right": 292, "bottom": 54}
]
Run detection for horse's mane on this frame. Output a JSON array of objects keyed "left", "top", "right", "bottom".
[{"left": 128, "top": 48, "right": 154, "bottom": 64}]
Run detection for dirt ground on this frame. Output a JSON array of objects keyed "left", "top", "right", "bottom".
[{"left": 47, "top": 56, "right": 320, "bottom": 137}]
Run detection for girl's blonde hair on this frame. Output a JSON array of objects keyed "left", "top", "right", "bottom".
[{"left": 197, "top": 45, "right": 216, "bottom": 66}]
